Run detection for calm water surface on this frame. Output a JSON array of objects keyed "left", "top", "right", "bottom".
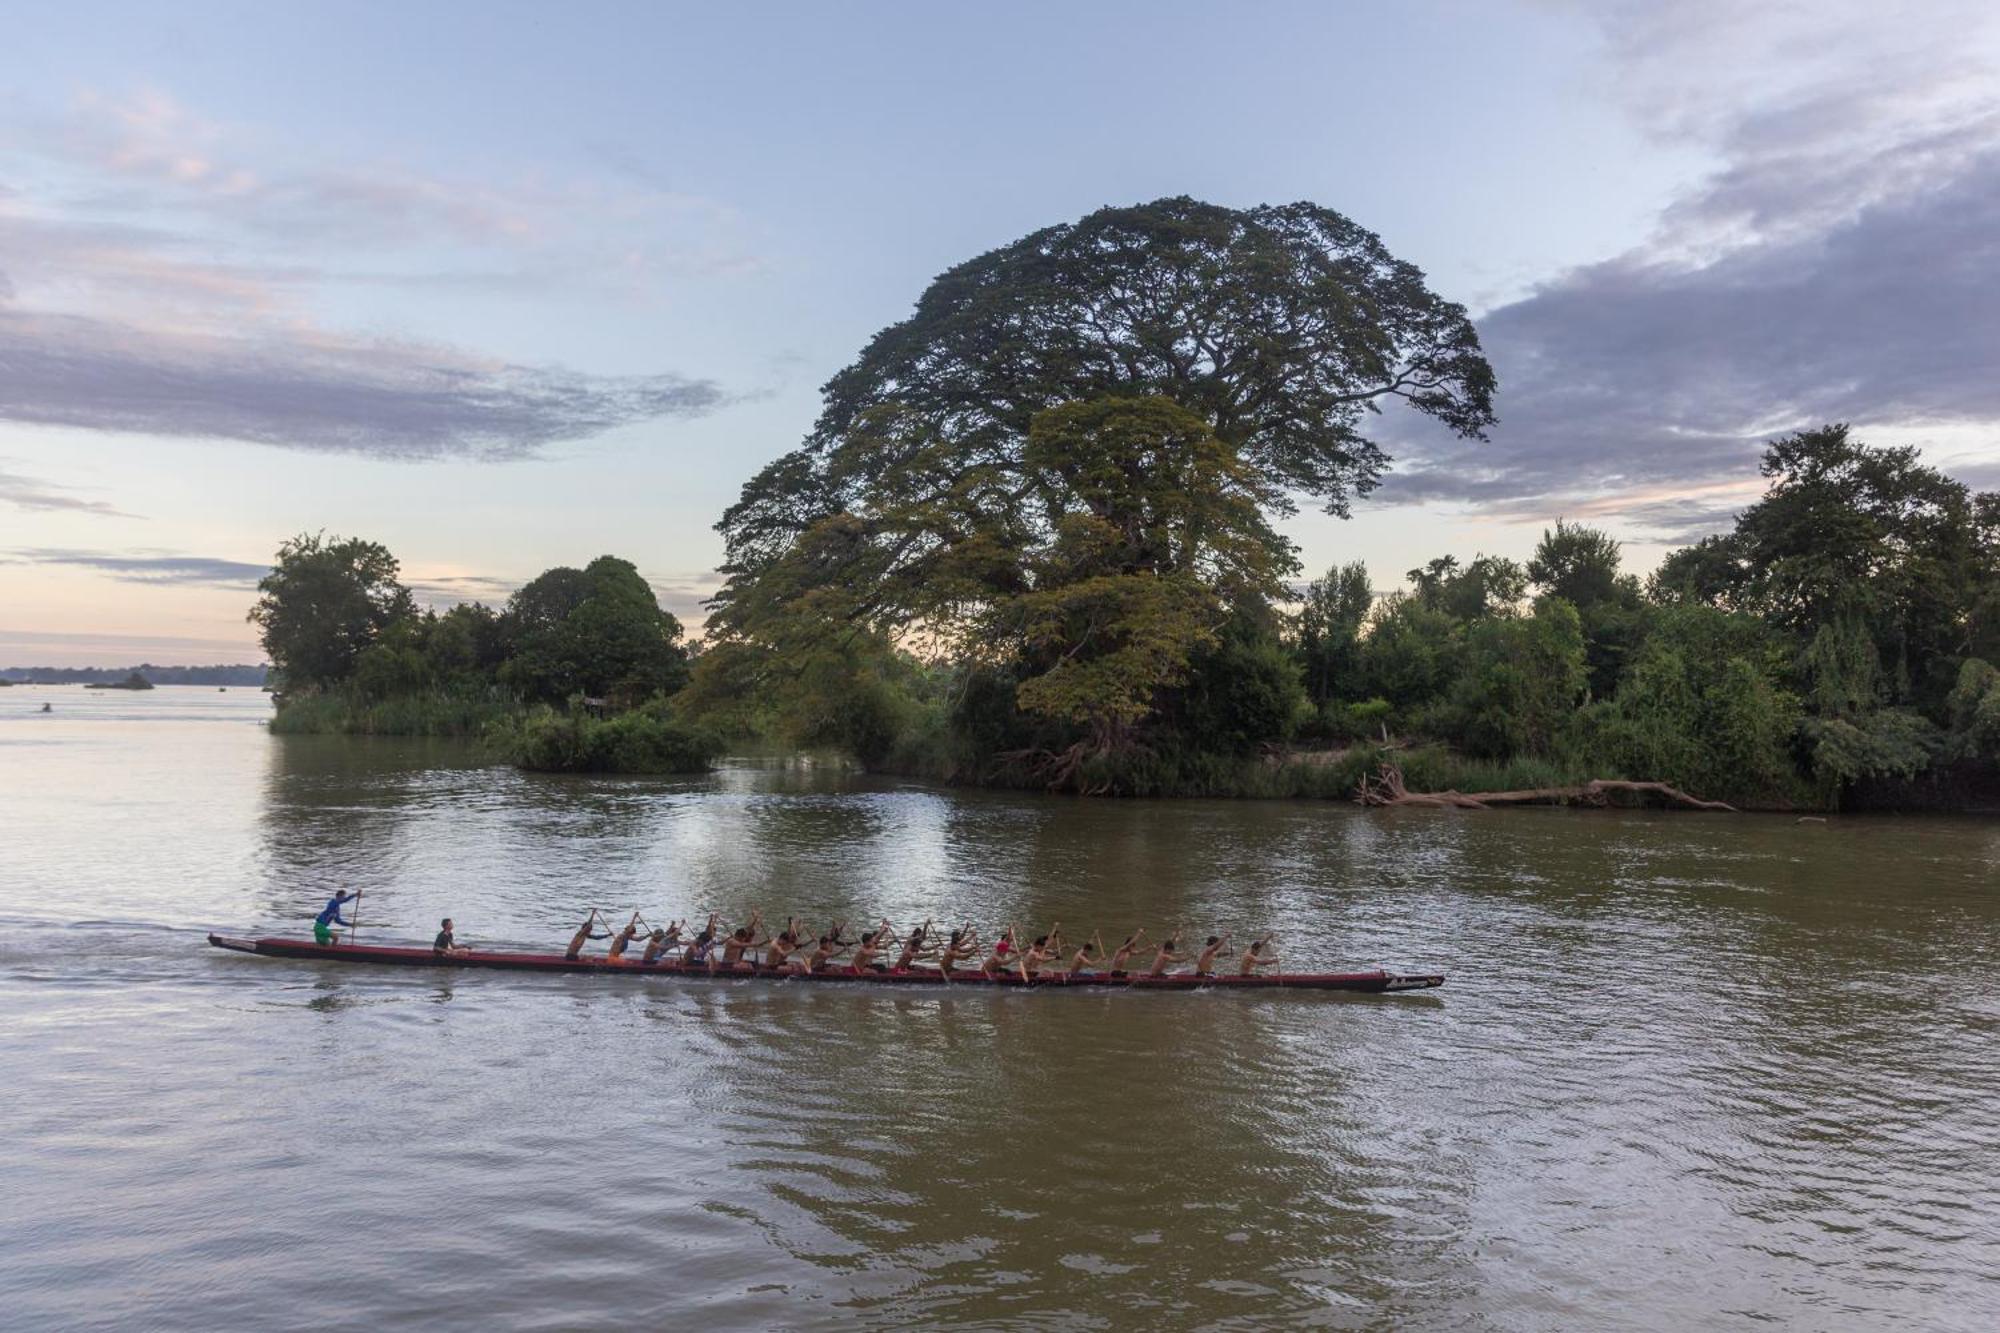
[{"left": 2, "top": 686, "right": 1997, "bottom": 1330}]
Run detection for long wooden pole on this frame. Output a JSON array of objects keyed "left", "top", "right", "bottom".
[{"left": 348, "top": 889, "right": 361, "bottom": 946}]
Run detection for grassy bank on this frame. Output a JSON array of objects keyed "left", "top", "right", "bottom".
[
  {"left": 267, "top": 690, "right": 519, "bottom": 738},
  {"left": 880, "top": 732, "right": 1819, "bottom": 809},
  {"left": 269, "top": 690, "right": 720, "bottom": 775}
]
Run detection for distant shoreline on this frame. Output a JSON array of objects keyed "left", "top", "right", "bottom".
[{"left": 0, "top": 664, "right": 268, "bottom": 687}]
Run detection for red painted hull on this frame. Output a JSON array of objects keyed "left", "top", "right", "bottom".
[{"left": 207, "top": 934, "right": 1443, "bottom": 993}]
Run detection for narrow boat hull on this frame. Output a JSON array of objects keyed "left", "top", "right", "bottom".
[{"left": 207, "top": 934, "right": 1443, "bottom": 993}]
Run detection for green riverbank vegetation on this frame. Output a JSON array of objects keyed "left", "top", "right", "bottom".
[
  {"left": 685, "top": 199, "right": 2000, "bottom": 812},
  {"left": 248, "top": 198, "right": 2000, "bottom": 807},
  {"left": 249, "top": 536, "right": 717, "bottom": 773}
]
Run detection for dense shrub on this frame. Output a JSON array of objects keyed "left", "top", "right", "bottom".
[{"left": 496, "top": 703, "right": 722, "bottom": 774}]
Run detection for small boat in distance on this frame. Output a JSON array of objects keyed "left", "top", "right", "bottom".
[{"left": 207, "top": 934, "right": 1444, "bottom": 993}]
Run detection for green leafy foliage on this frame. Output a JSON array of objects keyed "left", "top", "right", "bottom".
[
  {"left": 1170, "top": 619, "right": 1308, "bottom": 756},
  {"left": 704, "top": 394, "right": 1303, "bottom": 756},
  {"left": 501, "top": 556, "right": 689, "bottom": 705},
  {"left": 1528, "top": 520, "right": 1623, "bottom": 609},
  {"left": 1945, "top": 658, "right": 2000, "bottom": 761},
  {"left": 1803, "top": 710, "right": 1942, "bottom": 785},
  {"left": 254, "top": 537, "right": 698, "bottom": 773},
  {"left": 1442, "top": 597, "right": 1587, "bottom": 759},
  {"left": 1530, "top": 521, "right": 1646, "bottom": 697},
  {"left": 1584, "top": 605, "right": 1804, "bottom": 803},
  {"left": 497, "top": 702, "right": 721, "bottom": 774},
  {"left": 249, "top": 533, "right": 414, "bottom": 691},
  {"left": 1406, "top": 554, "right": 1527, "bottom": 620},
  {"left": 718, "top": 196, "right": 1497, "bottom": 585},
  {"left": 1297, "top": 561, "right": 1372, "bottom": 706},
  {"left": 1357, "top": 594, "right": 1462, "bottom": 707},
  {"left": 679, "top": 631, "right": 926, "bottom": 768}
]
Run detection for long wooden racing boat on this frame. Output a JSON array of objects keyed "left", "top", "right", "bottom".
[{"left": 207, "top": 934, "right": 1444, "bottom": 993}]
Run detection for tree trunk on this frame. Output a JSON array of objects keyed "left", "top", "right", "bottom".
[{"left": 1354, "top": 763, "right": 1734, "bottom": 812}]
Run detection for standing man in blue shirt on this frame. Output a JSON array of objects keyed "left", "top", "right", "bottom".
[{"left": 314, "top": 890, "right": 357, "bottom": 946}]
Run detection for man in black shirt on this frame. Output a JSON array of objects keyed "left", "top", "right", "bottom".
[{"left": 433, "top": 917, "right": 469, "bottom": 958}]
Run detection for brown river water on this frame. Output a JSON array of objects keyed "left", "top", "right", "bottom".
[{"left": 2, "top": 686, "right": 1997, "bottom": 1330}]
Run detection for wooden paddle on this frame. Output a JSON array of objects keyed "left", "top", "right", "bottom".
[{"left": 348, "top": 889, "right": 362, "bottom": 946}]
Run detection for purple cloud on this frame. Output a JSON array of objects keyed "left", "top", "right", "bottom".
[{"left": 1378, "top": 4, "right": 2000, "bottom": 537}]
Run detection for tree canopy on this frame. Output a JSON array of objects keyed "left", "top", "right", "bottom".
[
  {"left": 249, "top": 533, "right": 414, "bottom": 691},
  {"left": 502, "top": 556, "right": 689, "bottom": 705},
  {"left": 704, "top": 198, "right": 1495, "bottom": 758},
  {"left": 717, "top": 196, "right": 1496, "bottom": 578},
  {"left": 251, "top": 539, "right": 689, "bottom": 714}
]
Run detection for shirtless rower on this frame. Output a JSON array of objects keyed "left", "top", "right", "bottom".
[
  {"left": 1068, "top": 931, "right": 1107, "bottom": 977},
  {"left": 850, "top": 920, "right": 895, "bottom": 973},
  {"left": 1146, "top": 930, "right": 1187, "bottom": 978},
  {"left": 1017, "top": 929, "right": 1063, "bottom": 983},
  {"left": 936, "top": 926, "right": 980, "bottom": 980},
  {"left": 1192, "top": 932, "right": 1231, "bottom": 978},
  {"left": 604, "top": 912, "right": 645, "bottom": 963},
  {"left": 891, "top": 920, "right": 935, "bottom": 972},
  {"left": 799, "top": 929, "right": 851, "bottom": 975},
  {"left": 716, "top": 915, "right": 769, "bottom": 972},
  {"left": 980, "top": 925, "right": 1019, "bottom": 979},
  {"left": 1104, "top": 928, "right": 1148, "bottom": 978},
  {"left": 682, "top": 913, "right": 722, "bottom": 966},
  {"left": 641, "top": 921, "right": 686, "bottom": 965},
  {"left": 1239, "top": 936, "right": 1281, "bottom": 976},
  {"left": 566, "top": 909, "right": 614, "bottom": 961},
  {"left": 763, "top": 925, "right": 800, "bottom": 972}
]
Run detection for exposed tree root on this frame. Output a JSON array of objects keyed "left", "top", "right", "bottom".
[
  {"left": 1354, "top": 763, "right": 1735, "bottom": 812},
  {"left": 993, "top": 741, "right": 1117, "bottom": 795}
]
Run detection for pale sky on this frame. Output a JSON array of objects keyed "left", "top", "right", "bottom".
[{"left": 4, "top": 0, "right": 1999, "bottom": 665}]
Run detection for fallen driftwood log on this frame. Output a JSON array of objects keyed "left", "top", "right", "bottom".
[{"left": 1354, "top": 762, "right": 1735, "bottom": 812}]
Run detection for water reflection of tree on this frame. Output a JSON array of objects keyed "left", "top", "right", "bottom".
[{"left": 255, "top": 735, "right": 711, "bottom": 943}]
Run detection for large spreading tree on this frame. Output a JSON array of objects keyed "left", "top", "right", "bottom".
[
  {"left": 249, "top": 533, "right": 415, "bottom": 691},
  {"left": 706, "top": 196, "right": 1497, "bottom": 749}
]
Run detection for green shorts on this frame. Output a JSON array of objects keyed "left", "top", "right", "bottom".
[{"left": 313, "top": 920, "right": 332, "bottom": 945}]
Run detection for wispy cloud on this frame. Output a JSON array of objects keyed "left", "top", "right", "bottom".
[
  {"left": 407, "top": 569, "right": 719, "bottom": 626},
  {"left": 24, "top": 89, "right": 761, "bottom": 274},
  {"left": 0, "top": 308, "right": 725, "bottom": 460},
  {"left": 643, "top": 573, "right": 722, "bottom": 628},
  {"left": 406, "top": 574, "right": 525, "bottom": 607},
  {"left": 0, "top": 462, "right": 141, "bottom": 518},
  {"left": 4, "top": 548, "right": 267, "bottom": 587},
  {"left": 1379, "top": 1, "right": 2000, "bottom": 537},
  {"left": 3, "top": 549, "right": 724, "bottom": 627},
  {"left": 0, "top": 626, "right": 260, "bottom": 669},
  {"left": 0, "top": 89, "right": 752, "bottom": 458}
]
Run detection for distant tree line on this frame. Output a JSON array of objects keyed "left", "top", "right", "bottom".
[{"left": 0, "top": 664, "right": 267, "bottom": 686}]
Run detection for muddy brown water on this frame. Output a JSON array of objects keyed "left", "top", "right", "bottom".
[{"left": 2, "top": 687, "right": 1996, "bottom": 1329}]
